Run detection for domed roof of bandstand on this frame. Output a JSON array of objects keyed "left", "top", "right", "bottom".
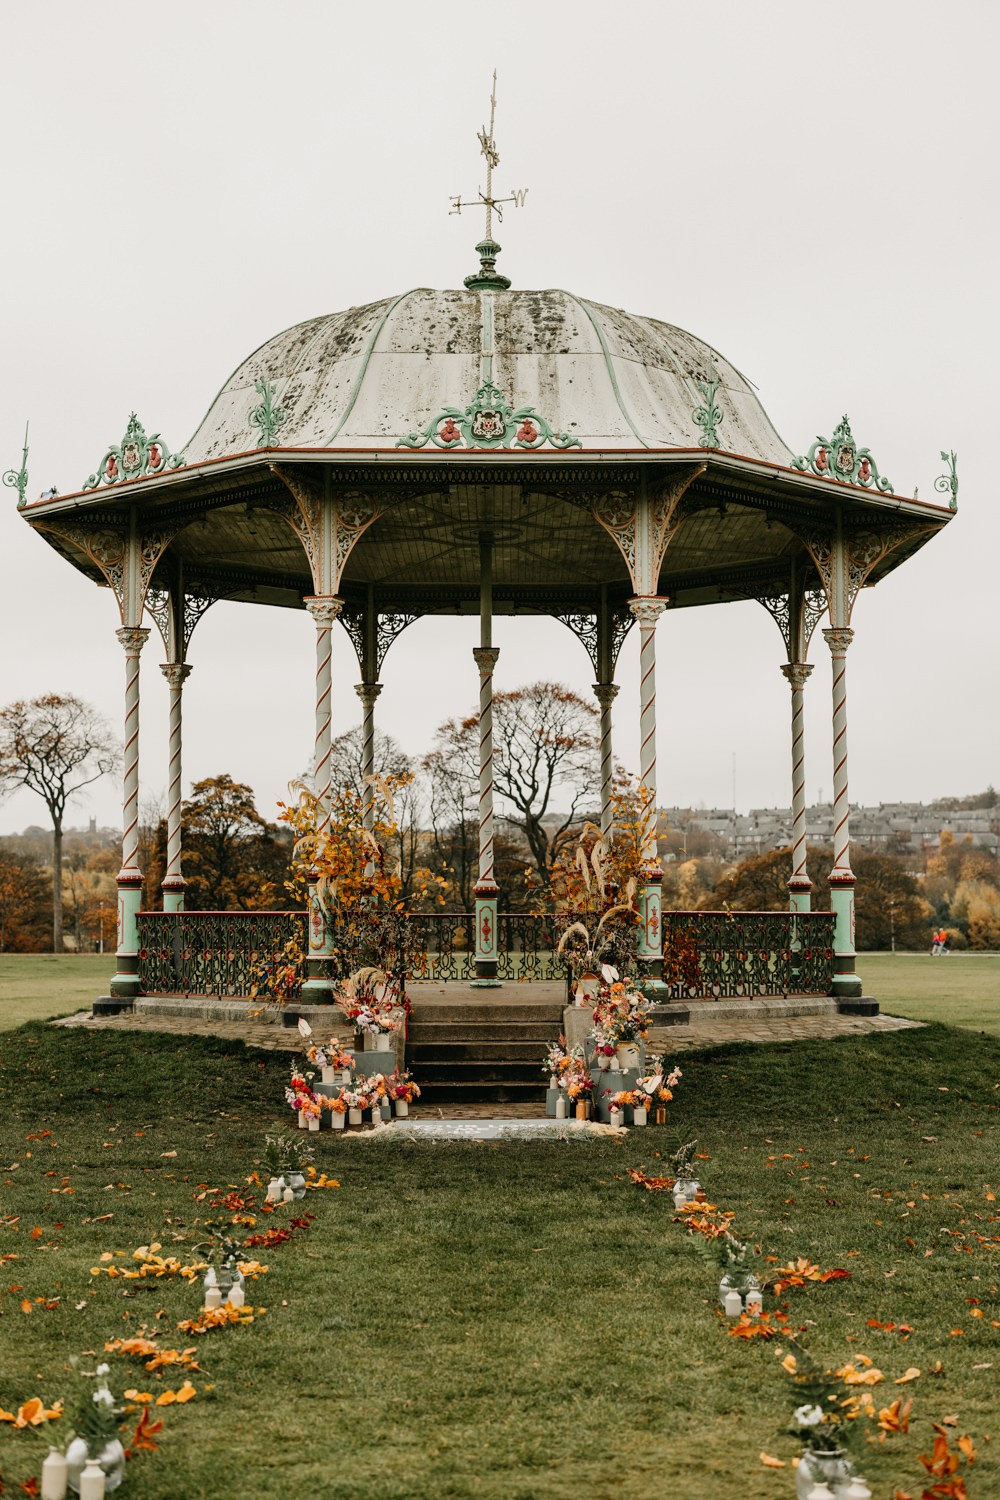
[
  {"left": 182, "top": 286, "right": 790, "bottom": 463},
  {"left": 23, "top": 249, "right": 953, "bottom": 640}
]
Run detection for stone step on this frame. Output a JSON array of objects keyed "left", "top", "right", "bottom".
[
  {"left": 409, "top": 1039, "right": 550, "bottom": 1063},
  {"left": 409, "top": 1005, "right": 565, "bottom": 1025},
  {"left": 408, "top": 1021, "right": 559, "bottom": 1043},
  {"left": 413, "top": 1079, "right": 542, "bottom": 1104},
  {"left": 413, "top": 1058, "right": 544, "bottom": 1085}
]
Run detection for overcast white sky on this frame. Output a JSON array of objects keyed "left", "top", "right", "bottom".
[{"left": 1, "top": 0, "right": 996, "bottom": 838}]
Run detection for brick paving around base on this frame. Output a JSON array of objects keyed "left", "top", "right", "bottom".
[{"left": 53, "top": 1005, "right": 924, "bottom": 1120}]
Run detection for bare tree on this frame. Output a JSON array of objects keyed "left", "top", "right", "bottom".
[
  {"left": 430, "top": 682, "right": 601, "bottom": 889},
  {"left": 0, "top": 695, "right": 117, "bottom": 951}
]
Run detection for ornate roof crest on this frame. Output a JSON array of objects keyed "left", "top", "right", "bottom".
[
  {"left": 792, "top": 414, "right": 893, "bottom": 493},
  {"left": 396, "top": 380, "right": 581, "bottom": 452},
  {"left": 692, "top": 374, "right": 723, "bottom": 449},
  {"left": 83, "top": 412, "right": 185, "bottom": 490}
]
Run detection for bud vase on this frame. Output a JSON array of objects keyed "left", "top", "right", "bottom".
[
  {"left": 65, "top": 1437, "right": 125, "bottom": 1494},
  {"left": 795, "top": 1447, "right": 854, "bottom": 1499},
  {"left": 555, "top": 1095, "right": 567, "bottom": 1119},
  {"left": 331, "top": 1110, "right": 346, "bottom": 1130}
]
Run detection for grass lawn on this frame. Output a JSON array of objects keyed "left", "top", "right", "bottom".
[
  {"left": 860, "top": 951, "right": 1000, "bottom": 1036},
  {"left": 1, "top": 1022, "right": 997, "bottom": 1499},
  {"left": 0, "top": 954, "right": 111, "bottom": 1030}
]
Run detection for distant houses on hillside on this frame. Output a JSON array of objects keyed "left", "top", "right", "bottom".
[{"left": 658, "top": 801, "right": 1000, "bottom": 864}]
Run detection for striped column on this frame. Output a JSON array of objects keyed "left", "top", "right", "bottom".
[
  {"left": 301, "top": 596, "right": 343, "bottom": 1004},
  {"left": 354, "top": 681, "right": 383, "bottom": 832},
  {"left": 629, "top": 597, "right": 668, "bottom": 992},
  {"left": 593, "top": 682, "right": 619, "bottom": 839},
  {"left": 110, "top": 625, "right": 150, "bottom": 999},
  {"left": 472, "top": 645, "right": 501, "bottom": 982},
  {"left": 780, "top": 662, "right": 813, "bottom": 913},
  {"left": 304, "top": 597, "right": 342, "bottom": 834},
  {"left": 823, "top": 626, "right": 862, "bottom": 998},
  {"left": 160, "top": 662, "right": 192, "bottom": 913}
]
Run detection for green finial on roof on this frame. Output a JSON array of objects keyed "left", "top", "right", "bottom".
[{"left": 449, "top": 71, "right": 527, "bottom": 292}]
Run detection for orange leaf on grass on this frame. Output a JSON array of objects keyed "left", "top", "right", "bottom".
[
  {"left": 125, "top": 1405, "right": 164, "bottom": 1456},
  {"left": 759, "top": 1452, "right": 786, "bottom": 1467},
  {"left": 20, "top": 1299, "right": 32, "bottom": 1315},
  {"left": 895, "top": 1367, "right": 921, "bottom": 1384}
]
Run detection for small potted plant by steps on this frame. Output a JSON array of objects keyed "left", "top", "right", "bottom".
[
  {"left": 781, "top": 1339, "right": 867, "bottom": 1499},
  {"left": 263, "top": 1132, "right": 314, "bottom": 1200},
  {"left": 63, "top": 1357, "right": 126, "bottom": 1494}
]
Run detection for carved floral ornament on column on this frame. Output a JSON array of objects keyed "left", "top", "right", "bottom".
[
  {"left": 396, "top": 380, "right": 581, "bottom": 451},
  {"left": 83, "top": 413, "right": 185, "bottom": 491}
]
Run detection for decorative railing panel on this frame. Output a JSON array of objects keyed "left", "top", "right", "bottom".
[
  {"left": 135, "top": 908, "right": 833, "bottom": 1000},
  {"left": 137, "top": 911, "right": 305, "bottom": 997},
  {"left": 661, "top": 910, "right": 834, "bottom": 1000}
]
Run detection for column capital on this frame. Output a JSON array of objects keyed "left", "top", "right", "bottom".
[
  {"left": 473, "top": 645, "right": 500, "bottom": 673},
  {"left": 304, "top": 595, "right": 343, "bottom": 627},
  {"left": 822, "top": 625, "right": 855, "bottom": 656},
  {"left": 780, "top": 661, "right": 814, "bottom": 691},
  {"left": 159, "top": 661, "right": 193, "bottom": 689},
  {"left": 628, "top": 595, "right": 669, "bottom": 627},
  {"left": 592, "top": 681, "right": 620, "bottom": 710},
  {"left": 354, "top": 681, "right": 383, "bottom": 709},
  {"left": 116, "top": 625, "right": 150, "bottom": 656}
]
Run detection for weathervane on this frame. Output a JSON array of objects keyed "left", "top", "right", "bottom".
[{"left": 450, "top": 71, "right": 527, "bottom": 291}]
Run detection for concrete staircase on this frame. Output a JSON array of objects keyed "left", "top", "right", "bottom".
[{"left": 406, "top": 981, "right": 565, "bottom": 1104}]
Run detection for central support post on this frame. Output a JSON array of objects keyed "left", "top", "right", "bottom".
[
  {"left": 629, "top": 595, "right": 669, "bottom": 997},
  {"left": 824, "top": 624, "right": 862, "bottom": 998},
  {"left": 473, "top": 529, "right": 502, "bottom": 985},
  {"left": 780, "top": 661, "right": 813, "bottom": 914},
  {"left": 160, "top": 661, "right": 193, "bottom": 913}
]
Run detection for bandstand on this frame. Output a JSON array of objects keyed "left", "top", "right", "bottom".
[{"left": 16, "top": 214, "right": 956, "bottom": 1019}]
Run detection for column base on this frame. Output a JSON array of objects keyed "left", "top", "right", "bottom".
[
  {"left": 109, "top": 953, "right": 141, "bottom": 1001},
  {"left": 831, "top": 970, "right": 864, "bottom": 1000},
  {"left": 93, "top": 995, "right": 135, "bottom": 1016},
  {"left": 300, "top": 975, "right": 336, "bottom": 1005},
  {"left": 638, "top": 975, "right": 670, "bottom": 1004}
]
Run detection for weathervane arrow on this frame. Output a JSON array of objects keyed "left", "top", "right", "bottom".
[{"left": 451, "top": 71, "right": 527, "bottom": 291}]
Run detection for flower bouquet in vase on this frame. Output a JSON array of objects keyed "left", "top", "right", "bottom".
[
  {"left": 388, "top": 1070, "right": 421, "bottom": 1117},
  {"left": 284, "top": 1066, "right": 317, "bottom": 1128},
  {"left": 565, "top": 1063, "right": 594, "bottom": 1120},
  {"left": 322, "top": 1089, "right": 349, "bottom": 1129},
  {"left": 781, "top": 1340, "right": 865, "bottom": 1499},
  {"left": 337, "top": 966, "right": 401, "bottom": 1052},
  {"left": 64, "top": 1357, "right": 126, "bottom": 1494},
  {"left": 606, "top": 1088, "right": 636, "bottom": 1129},
  {"left": 591, "top": 968, "right": 649, "bottom": 1071}
]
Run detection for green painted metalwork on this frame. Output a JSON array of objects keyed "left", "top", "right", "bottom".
[
  {"left": 660, "top": 910, "right": 835, "bottom": 1000},
  {"left": 249, "top": 378, "right": 288, "bottom": 449},
  {"left": 397, "top": 380, "right": 581, "bottom": 452},
  {"left": 935, "top": 449, "right": 958, "bottom": 510},
  {"left": 792, "top": 414, "right": 893, "bottom": 493},
  {"left": 692, "top": 375, "right": 723, "bottom": 448},
  {"left": 137, "top": 910, "right": 305, "bottom": 997},
  {"left": 83, "top": 413, "right": 185, "bottom": 490},
  {"left": 3, "top": 422, "right": 29, "bottom": 509}
]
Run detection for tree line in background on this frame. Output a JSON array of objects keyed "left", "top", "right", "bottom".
[{"left": 1, "top": 684, "right": 998, "bottom": 952}]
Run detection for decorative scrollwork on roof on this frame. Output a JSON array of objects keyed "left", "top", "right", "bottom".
[
  {"left": 935, "top": 449, "right": 958, "bottom": 510},
  {"left": 792, "top": 414, "right": 893, "bottom": 494},
  {"left": 83, "top": 412, "right": 185, "bottom": 491},
  {"left": 249, "top": 379, "right": 288, "bottom": 449},
  {"left": 692, "top": 374, "right": 723, "bottom": 449},
  {"left": 3, "top": 423, "right": 29, "bottom": 509},
  {"left": 396, "top": 380, "right": 581, "bottom": 452}
]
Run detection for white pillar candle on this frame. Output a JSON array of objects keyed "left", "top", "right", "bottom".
[
  {"left": 77, "top": 1459, "right": 106, "bottom": 1500},
  {"left": 724, "top": 1289, "right": 743, "bottom": 1317},
  {"left": 41, "top": 1447, "right": 68, "bottom": 1500}
]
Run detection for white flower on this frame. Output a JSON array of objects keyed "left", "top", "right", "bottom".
[
  {"left": 601, "top": 964, "right": 618, "bottom": 983},
  {"left": 95, "top": 1363, "right": 110, "bottom": 1376},
  {"left": 92, "top": 1388, "right": 114, "bottom": 1406},
  {"left": 793, "top": 1404, "right": 825, "bottom": 1427}
]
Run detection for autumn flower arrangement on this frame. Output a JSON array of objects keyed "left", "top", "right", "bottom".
[
  {"left": 388, "top": 1070, "right": 421, "bottom": 1104},
  {"left": 337, "top": 966, "right": 400, "bottom": 1039},
  {"left": 564, "top": 1063, "right": 595, "bottom": 1103},
  {"left": 542, "top": 1037, "right": 575, "bottom": 1079},
  {"left": 591, "top": 967, "right": 650, "bottom": 1047},
  {"left": 322, "top": 1089, "right": 348, "bottom": 1116},
  {"left": 306, "top": 1041, "right": 355, "bottom": 1072},
  {"left": 284, "top": 1065, "right": 317, "bottom": 1117}
]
